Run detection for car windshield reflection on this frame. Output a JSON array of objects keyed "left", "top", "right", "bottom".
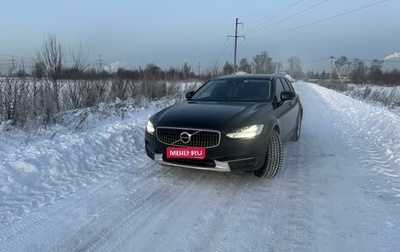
[{"left": 191, "top": 79, "right": 271, "bottom": 102}]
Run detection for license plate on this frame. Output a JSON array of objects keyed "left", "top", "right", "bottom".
[{"left": 166, "top": 147, "right": 206, "bottom": 159}]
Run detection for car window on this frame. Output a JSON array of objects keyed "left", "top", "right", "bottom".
[
  {"left": 236, "top": 80, "right": 271, "bottom": 101},
  {"left": 192, "top": 80, "right": 225, "bottom": 100},
  {"left": 275, "top": 78, "right": 285, "bottom": 102},
  {"left": 191, "top": 79, "right": 271, "bottom": 102},
  {"left": 279, "top": 78, "right": 291, "bottom": 91},
  {"left": 282, "top": 78, "right": 294, "bottom": 91}
]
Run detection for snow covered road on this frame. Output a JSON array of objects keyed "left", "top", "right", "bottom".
[{"left": 1, "top": 82, "right": 399, "bottom": 251}]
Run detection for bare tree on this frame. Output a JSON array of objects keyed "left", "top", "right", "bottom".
[
  {"left": 286, "top": 56, "right": 303, "bottom": 79},
  {"left": 0, "top": 77, "right": 31, "bottom": 126},
  {"left": 181, "top": 62, "right": 191, "bottom": 79},
  {"left": 274, "top": 61, "right": 283, "bottom": 74},
  {"left": 252, "top": 51, "right": 274, "bottom": 74},
  {"left": 207, "top": 60, "right": 220, "bottom": 77},
  {"left": 350, "top": 59, "right": 367, "bottom": 84},
  {"left": 70, "top": 39, "right": 89, "bottom": 76},
  {"left": 32, "top": 61, "right": 45, "bottom": 79},
  {"left": 223, "top": 61, "right": 234, "bottom": 74},
  {"left": 36, "top": 34, "right": 64, "bottom": 113},
  {"left": 369, "top": 59, "right": 384, "bottom": 83},
  {"left": 239, "top": 58, "right": 251, "bottom": 73}
]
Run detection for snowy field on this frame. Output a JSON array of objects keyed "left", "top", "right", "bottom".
[
  {"left": 0, "top": 82, "right": 400, "bottom": 251},
  {"left": 345, "top": 84, "right": 400, "bottom": 114}
]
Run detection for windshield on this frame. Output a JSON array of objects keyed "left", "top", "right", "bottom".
[{"left": 190, "top": 79, "right": 271, "bottom": 102}]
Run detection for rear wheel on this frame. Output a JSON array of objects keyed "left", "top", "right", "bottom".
[{"left": 254, "top": 130, "right": 283, "bottom": 178}]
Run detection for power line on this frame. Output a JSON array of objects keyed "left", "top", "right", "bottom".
[
  {"left": 213, "top": 40, "right": 233, "bottom": 64},
  {"left": 244, "top": 0, "right": 305, "bottom": 31},
  {"left": 302, "top": 57, "right": 331, "bottom": 64},
  {"left": 244, "top": 0, "right": 328, "bottom": 36},
  {"left": 0, "top": 53, "right": 36, "bottom": 74},
  {"left": 248, "top": 0, "right": 388, "bottom": 40},
  {"left": 0, "top": 53, "right": 35, "bottom": 61}
]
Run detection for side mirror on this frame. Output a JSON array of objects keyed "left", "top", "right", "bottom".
[
  {"left": 281, "top": 91, "right": 296, "bottom": 101},
  {"left": 185, "top": 91, "right": 195, "bottom": 100}
]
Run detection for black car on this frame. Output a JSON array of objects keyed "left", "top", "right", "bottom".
[{"left": 145, "top": 74, "right": 303, "bottom": 178}]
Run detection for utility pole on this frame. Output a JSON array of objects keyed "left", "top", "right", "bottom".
[
  {"left": 329, "top": 56, "right": 335, "bottom": 85},
  {"left": 197, "top": 61, "right": 201, "bottom": 77},
  {"left": 228, "top": 18, "right": 244, "bottom": 73},
  {"left": 333, "top": 60, "right": 344, "bottom": 84},
  {"left": 96, "top": 54, "right": 105, "bottom": 71}
]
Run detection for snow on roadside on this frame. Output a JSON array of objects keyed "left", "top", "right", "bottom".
[
  {"left": 304, "top": 82, "right": 400, "bottom": 198},
  {"left": 0, "top": 99, "right": 173, "bottom": 225},
  {"left": 345, "top": 84, "right": 400, "bottom": 113}
]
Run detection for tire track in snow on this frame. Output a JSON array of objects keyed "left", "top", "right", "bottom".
[
  {"left": 0, "top": 155, "right": 153, "bottom": 252},
  {"left": 293, "top": 82, "right": 398, "bottom": 252},
  {"left": 343, "top": 137, "right": 400, "bottom": 198},
  {"left": 171, "top": 173, "right": 251, "bottom": 252},
  {"left": 112, "top": 170, "right": 251, "bottom": 252},
  {"left": 0, "top": 125, "right": 146, "bottom": 226},
  {"left": 87, "top": 168, "right": 210, "bottom": 252},
  {"left": 309, "top": 83, "right": 400, "bottom": 201},
  {"left": 63, "top": 164, "right": 223, "bottom": 252}
]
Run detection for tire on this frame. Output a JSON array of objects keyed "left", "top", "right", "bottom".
[
  {"left": 290, "top": 112, "right": 302, "bottom": 142},
  {"left": 254, "top": 130, "right": 283, "bottom": 178}
]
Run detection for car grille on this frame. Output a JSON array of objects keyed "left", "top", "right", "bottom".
[{"left": 156, "top": 127, "right": 220, "bottom": 148}]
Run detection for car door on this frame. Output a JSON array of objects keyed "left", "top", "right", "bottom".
[
  {"left": 273, "top": 77, "right": 299, "bottom": 140},
  {"left": 282, "top": 78, "right": 300, "bottom": 135}
]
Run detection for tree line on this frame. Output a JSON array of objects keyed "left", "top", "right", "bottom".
[
  {"left": 3, "top": 39, "right": 304, "bottom": 81},
  {"left": 0, "top": 34, "right": 307, "bottom": 130},
  {"left": 0, "top": 35, "right": 193, "bottom": 129},
  {"left": 306, "top": 56, "right": 400, "bottom": 86},
  {"left": 3, "top": 34, "right": 398, "bottom": 129}
]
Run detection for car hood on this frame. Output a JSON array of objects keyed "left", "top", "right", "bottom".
[{"left": 152, "top": 101, "right": 273, "bottom": 131}]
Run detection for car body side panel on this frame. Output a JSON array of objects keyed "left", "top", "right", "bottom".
[{"left": 276, "top": 98, "right": 300, "bottom": 140}]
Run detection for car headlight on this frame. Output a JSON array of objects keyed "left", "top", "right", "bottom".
[
  {"left": 226, "top": 124, "right": 264, "bottom": 139},
  {"left": 146, "top": 121, "right": 155, "bottom": 134}
]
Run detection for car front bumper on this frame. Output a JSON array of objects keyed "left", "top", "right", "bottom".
[{"left": 145, "top": 131, "right": 268, "bottom": 173}]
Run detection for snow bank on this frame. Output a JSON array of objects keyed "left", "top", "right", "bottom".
[
  {"left": 0, "top": 100, "right": 167, "bottom": 224},
  {"left": 303, "top": 82, "right": 400, "bottom": 195},
  {"left": 346, "top": 84, "right": 400, "bottom": 109}
]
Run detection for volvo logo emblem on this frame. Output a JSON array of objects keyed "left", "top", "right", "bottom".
[{"left": 180, "top": 132, "right": 191, "bottom": 144}]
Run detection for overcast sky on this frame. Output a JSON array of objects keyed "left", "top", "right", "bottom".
[{"left": 1, "top": 0, "right": 399, "bottom": 73}]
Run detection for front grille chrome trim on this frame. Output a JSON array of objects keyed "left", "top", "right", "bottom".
[{"left": 156, "top": 127, "right": 221, "bottom": 148}]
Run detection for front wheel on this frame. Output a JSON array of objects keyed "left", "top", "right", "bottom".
[{"left": 254, "top": 130, "right": 283, "bottom": 178}]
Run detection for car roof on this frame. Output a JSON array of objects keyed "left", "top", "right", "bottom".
[{"left": 212, "top": 73, "right": 282, "bottom": 81}]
